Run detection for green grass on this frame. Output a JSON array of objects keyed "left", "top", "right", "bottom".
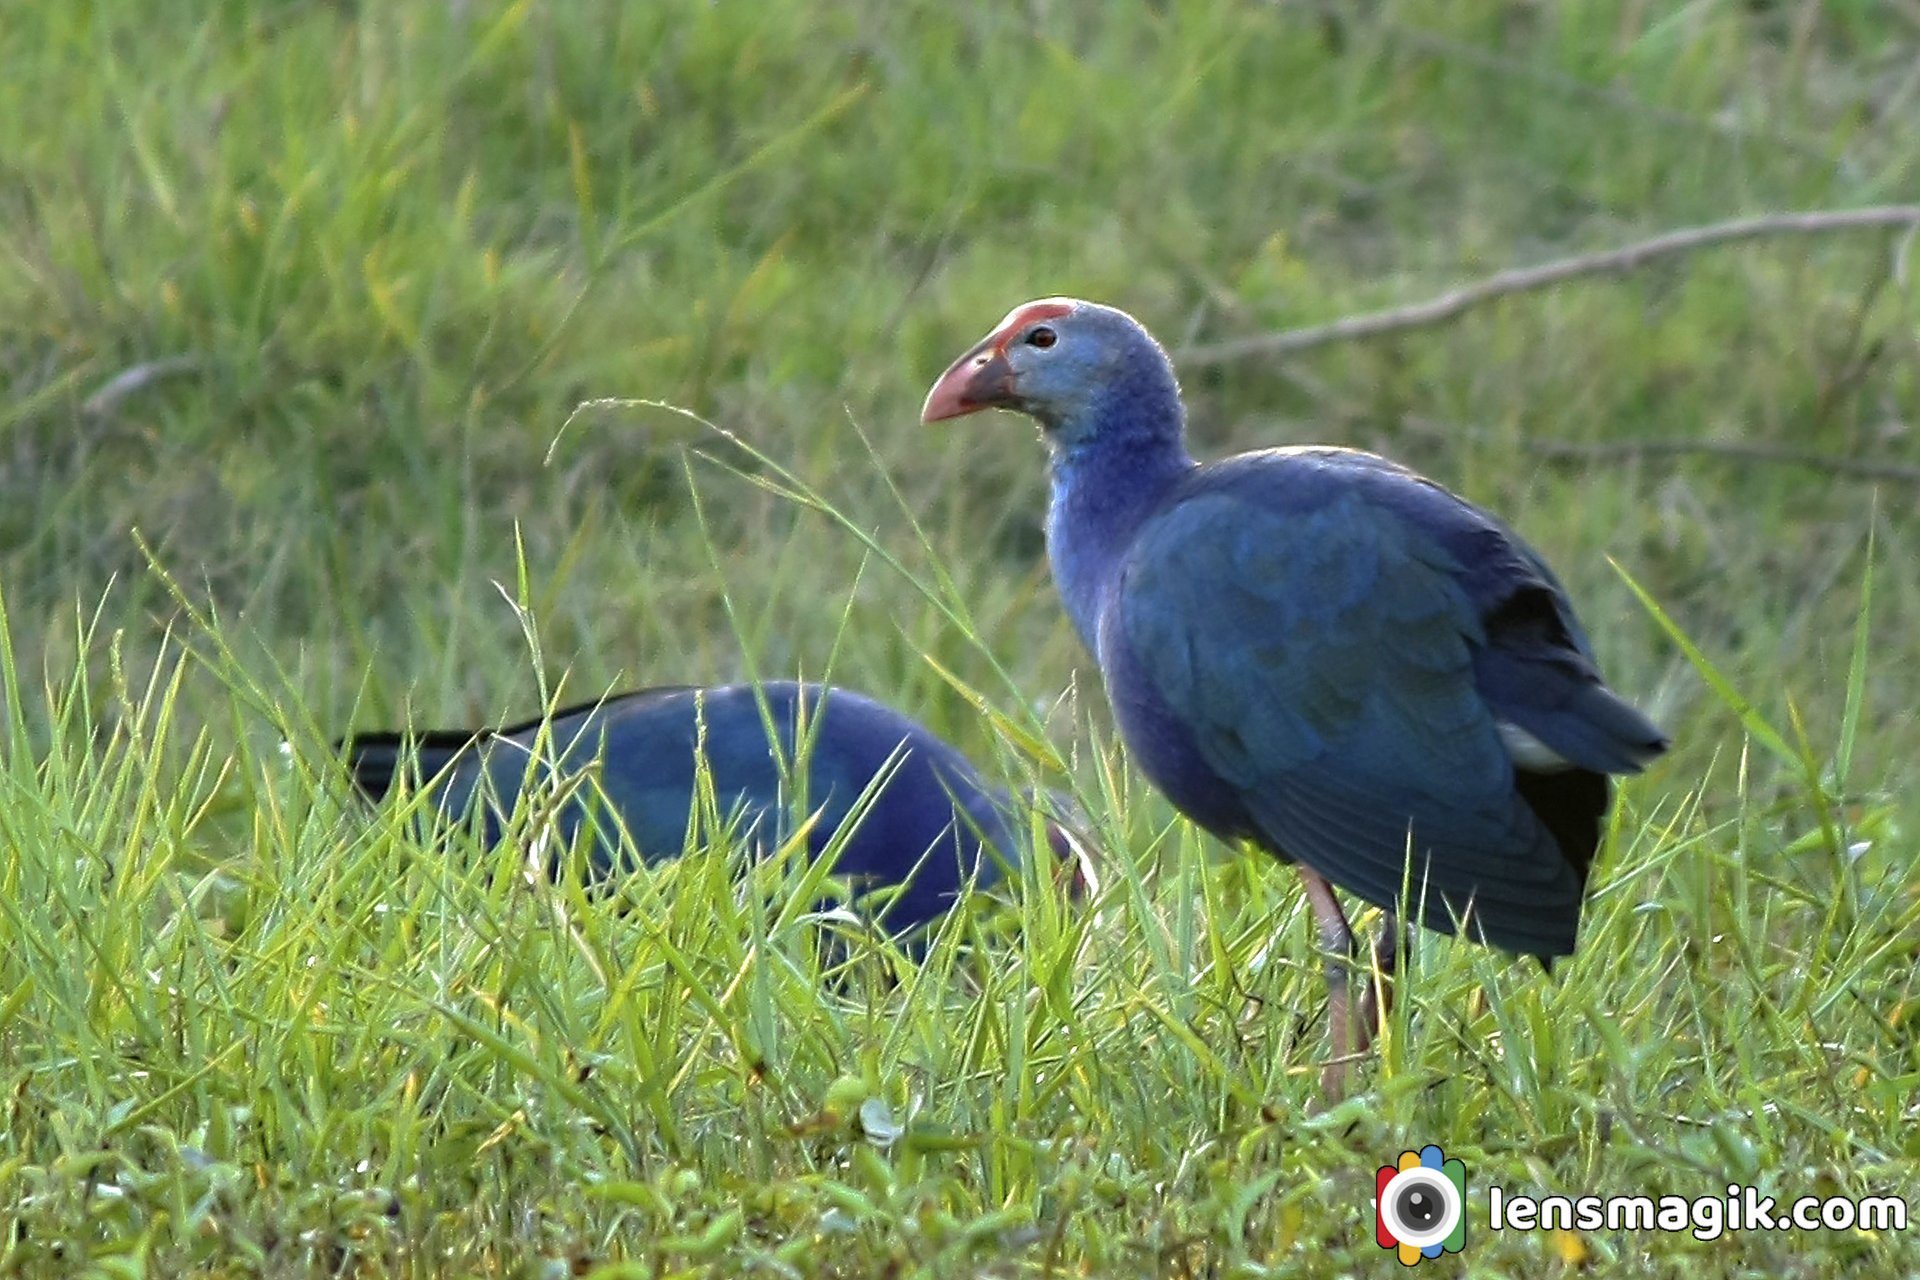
[{"left": 3, "top": 0, "right": 1918, "bottom": 1274}]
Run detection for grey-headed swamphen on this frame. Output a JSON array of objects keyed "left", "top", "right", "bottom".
[
  {"left": 924, "top": 298, "right": 1668, "bottom": 1093},
  {"left": 339, "top": 680, "right": 1086, "bottom": 938}
]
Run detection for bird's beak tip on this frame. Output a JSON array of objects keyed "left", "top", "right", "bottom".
[{"left": 919, "top": 383, "right": 970, "bottom": 424}]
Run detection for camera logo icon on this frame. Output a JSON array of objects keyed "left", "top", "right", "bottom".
[{"left": 1376, "top": 1144, "right": 1466, "bottom": 1264}]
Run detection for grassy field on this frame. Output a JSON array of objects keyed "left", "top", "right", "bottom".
[{"left": 3, "top": 0, "right": 1918, "bottom": 1274}]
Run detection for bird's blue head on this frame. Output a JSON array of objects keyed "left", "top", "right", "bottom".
[{"left": 921, "top": 297, "right": 1184, "bottom": 455}]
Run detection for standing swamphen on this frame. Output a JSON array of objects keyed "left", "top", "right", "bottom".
[
  {"left": 339, "top": 680, "right": 1086, "bottom": 937},
  {"left": 924, "top": 298, "right": 1668, "bottom": 1093}
]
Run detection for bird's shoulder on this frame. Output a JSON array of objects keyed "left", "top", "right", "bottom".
[
  {"left": 1120, "top": 445, "right": 1479, "bottom": 607},
  {"left": 1164, "top": 445, "right": 1513, "bottom": 556},
  {"left": 1131, "top": 443, "right": 1589, "bottom": 652}
]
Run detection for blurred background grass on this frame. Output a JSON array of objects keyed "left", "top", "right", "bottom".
[{"left": 1, "top": 0, "right": 1917, "bottom": 1274}]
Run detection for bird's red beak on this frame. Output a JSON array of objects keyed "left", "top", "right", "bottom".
[{"left": 920, "top": 336, "right": 1016, "bottom": 423}]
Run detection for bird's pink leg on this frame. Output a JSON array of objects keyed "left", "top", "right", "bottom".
[
  {"left": 1299, "top": 881, "right": 1409, "bottom": 1097},
  {"left": 1300, "top": 868, "right": 1362, "bottom": 1099},
  {"left": 1355, "top": 912, "right": 1406, "bottom": 1060}
]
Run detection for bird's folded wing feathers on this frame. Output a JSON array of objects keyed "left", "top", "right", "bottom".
[
  {"left": 1118, "top": 486, "right": 1514, "bottom": 802},
  {"left": 1115, "top": 483, "right": 1588, "bottom": 950}
]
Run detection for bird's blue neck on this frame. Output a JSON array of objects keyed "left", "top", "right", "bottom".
[{"left": 1045, "top": 420, "right": 1195, "bottom": 652}]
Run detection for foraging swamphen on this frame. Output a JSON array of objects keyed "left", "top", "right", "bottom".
[
  {"left": 924, "top": 298, "right": 1668, "bottom": 1092},
  {"left": 339, "top": 680, "right": 1084, "bottom": 937}
]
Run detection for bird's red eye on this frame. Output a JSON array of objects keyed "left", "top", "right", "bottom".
[{"left": 1027, "top": 326, "right": 1057, "bottom": 349}]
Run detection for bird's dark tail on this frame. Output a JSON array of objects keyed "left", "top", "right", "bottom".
[
  {"left": 1514, "top": 766, "right": 1612, "bottom": 888},
  {"left": 336, "top": 730, "right": 480, "bottom": 803}
]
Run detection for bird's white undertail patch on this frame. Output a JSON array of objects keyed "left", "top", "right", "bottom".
[{"left": 1497, "top": 720, "right": 1572, "bottom": 770}]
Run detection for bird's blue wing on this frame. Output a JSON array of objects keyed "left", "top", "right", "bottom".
[
  {"left": 1114, "top": 457, "right": 1590, "bottom": 954},
  {"left": 1302, "top": 451, "right": 1669, "bottom": 777}
]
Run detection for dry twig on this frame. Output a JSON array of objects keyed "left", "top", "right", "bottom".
[{"left": 1180, "top": 207, "right": 1920, "bottom": 368}]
